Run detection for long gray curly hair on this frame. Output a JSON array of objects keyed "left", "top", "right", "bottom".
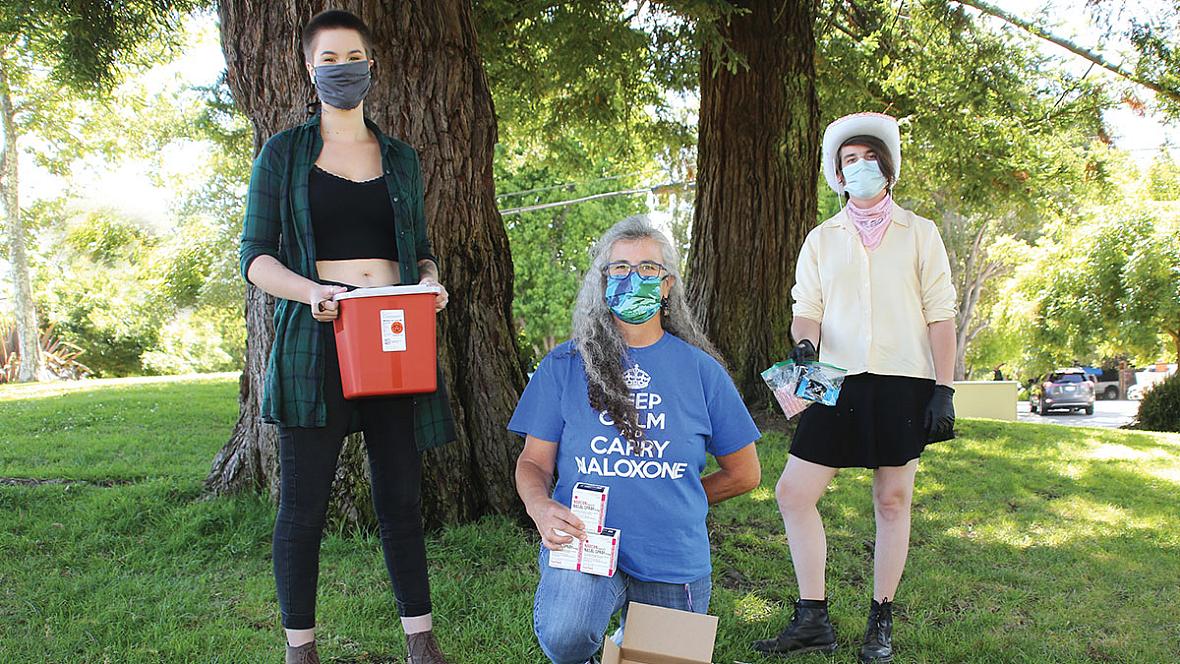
[{"left": 571, "top": 215, "right": 723, "bottom": 445}]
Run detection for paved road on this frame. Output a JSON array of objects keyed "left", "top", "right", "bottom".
[{"left": 1016, "top": 399, "right": 1140, "bottom": 429}]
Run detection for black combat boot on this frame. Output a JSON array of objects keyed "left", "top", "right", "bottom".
[
  {"left": 752, "top": 598, "right": 838, "bottom": 656},
  {"left": 859, "top": 599, "right": 893, "bottom": 663}
]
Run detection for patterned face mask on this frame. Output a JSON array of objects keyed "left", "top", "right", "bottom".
[{"left": 604, "top": 272, "right": 665, "bottom": 324}]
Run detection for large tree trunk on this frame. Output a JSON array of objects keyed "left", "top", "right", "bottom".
[
  {"left": 207, "top": 0, "right": 526, "bottom": 530},
  {"left": 0, "top": 58, "right": 44, "bottom": 383},
  {"left": 686, "top": 0, "right": 820, "bottom": 403}
]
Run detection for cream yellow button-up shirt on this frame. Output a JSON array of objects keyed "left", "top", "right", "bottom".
[{"left": 791, "top": 202, "right": 958, "bottom": 380}]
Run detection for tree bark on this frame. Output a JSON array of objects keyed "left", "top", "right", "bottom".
[
  {"left": 207, "top": 0, "right": 526, "bottom": 530},
  {"left": 687, "top": 0, "right": 820, "bottom": 403},
  {"left": 0, "top": 56, "right": 44, "bottom": 383}
]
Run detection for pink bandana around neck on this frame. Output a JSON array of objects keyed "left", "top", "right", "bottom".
[{"left": 844, "top": 193, "right": 893, "bottom": 250}]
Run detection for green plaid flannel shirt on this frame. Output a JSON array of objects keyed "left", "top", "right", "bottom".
[{"left": 239, "top": 113, "right": 456, "bottom": 451}]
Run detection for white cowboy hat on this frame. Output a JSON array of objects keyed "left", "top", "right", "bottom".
[{"left": 821, "top": 112, "right": 902, "bottom": 196}]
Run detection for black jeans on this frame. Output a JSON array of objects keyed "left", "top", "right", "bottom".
[{"left": 274, "top": 330, "right": 431, "bottom": 629}]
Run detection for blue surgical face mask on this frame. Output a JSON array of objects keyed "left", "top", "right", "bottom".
[
  {"left": 313, "top": 60, "right": 372, "bottom": 110},
  {"left": 605, "top": 273, "right": 664, "bottom": 324},
  {"left": 841, "top": 158, "right": 889, "bottom": 200}
]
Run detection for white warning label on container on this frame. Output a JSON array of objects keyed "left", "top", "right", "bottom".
[{"left": 380, "top": 310, "right": 406, "bottom": 352}]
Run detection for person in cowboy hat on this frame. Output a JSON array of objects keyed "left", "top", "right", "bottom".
[{"left": 752, "top": 113, "right": 958, "bottom": 663}]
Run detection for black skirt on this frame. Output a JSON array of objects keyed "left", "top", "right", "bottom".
[{"left": 790, "top": 373, "right": 935, "bottom": 469}]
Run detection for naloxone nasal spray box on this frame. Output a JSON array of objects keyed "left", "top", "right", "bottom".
[
  {"left": 549, "top": 482, "right": 618, "bottom": 576},
  {"left": 570, "top": 482, "right": 608, "bottom": 533},
  {"left": 577, "top": 527, "right": 620, "bottom": 577}
]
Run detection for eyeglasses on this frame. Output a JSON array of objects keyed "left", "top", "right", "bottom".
[{"left": 603, "top": 260, "right": 668, "bottom": 279}]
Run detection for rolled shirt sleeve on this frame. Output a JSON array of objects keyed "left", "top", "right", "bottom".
[
  {"left": 919, "top": 223, "right": 958, "bottom": 324},
  {"left": 791, "top": 230, "right": 825, "bottom": 322},
  {"left": 239, "top": 136, "right": 287, "bottom": 284}
]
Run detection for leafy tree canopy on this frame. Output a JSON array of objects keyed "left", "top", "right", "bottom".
[{"left": 0, "top": 0, "right": 201, "bottom": 92}]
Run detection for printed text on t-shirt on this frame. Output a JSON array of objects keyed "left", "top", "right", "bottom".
[{"left": 574, "top": 366, "right": 688, "bottom": 480}]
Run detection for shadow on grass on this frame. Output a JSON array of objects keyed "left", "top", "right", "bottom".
[
  {"left": 707, "top": 424, "right": 1180, "bottom": 663},
  {"left": 3, "top": 417, "right": 1178, "bottom": 663}
]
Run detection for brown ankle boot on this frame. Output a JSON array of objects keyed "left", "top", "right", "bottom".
[
  {"left": 285, "top": 641, "right": 321, "bottom": 664},
  {"left": 406, "top": 631, "right": 449, "bottom": 664}
]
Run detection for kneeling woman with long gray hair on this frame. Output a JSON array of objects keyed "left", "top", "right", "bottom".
[{"left": 509, "top": 215, "right": 763, "bottom": 664}]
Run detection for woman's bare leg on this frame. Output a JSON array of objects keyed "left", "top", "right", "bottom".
[
  {"left": 775, "top": 454, "right": 840, "bottom": 600},
  {"left": 871, "top": 459, "right": 919, "bottom": 601}
]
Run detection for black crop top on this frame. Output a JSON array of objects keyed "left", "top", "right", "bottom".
[{"left": 309, "top": 165, "right": 398, "bottom": 261}]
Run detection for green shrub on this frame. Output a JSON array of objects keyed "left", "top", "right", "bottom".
[
  {"left": 42, "top": 272, "right": 161, "bottom": 377},
  {"left": 141, "top": 309, "right": 243, "bottom": 375},
  {"left": 1138, "top": 372, "right": 1180, "bottom": 433}
]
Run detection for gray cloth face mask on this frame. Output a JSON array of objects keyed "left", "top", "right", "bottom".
[{"left": 313, "top": 60, "right": 372, "bottom": 110}]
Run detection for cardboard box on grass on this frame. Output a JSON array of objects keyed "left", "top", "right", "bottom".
[{"left": 601, "top": 602, "right": 718, "bottom": 664}]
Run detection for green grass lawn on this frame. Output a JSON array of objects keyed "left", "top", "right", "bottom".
[{"left": 2, "top": 376, "right": 1178, "bottom": 663}]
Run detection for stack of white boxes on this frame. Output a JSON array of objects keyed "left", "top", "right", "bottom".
[{"left": 548, "top": 482, "right": 620, "bottom": 577}]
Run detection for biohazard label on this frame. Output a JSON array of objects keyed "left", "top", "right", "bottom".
[{"left": 380, "top": 310, "right": 406, "bottom": 352}]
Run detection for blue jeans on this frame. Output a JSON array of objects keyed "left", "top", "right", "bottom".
[{"left": 533, "top": 547, "right": 712, "bottom": 664}]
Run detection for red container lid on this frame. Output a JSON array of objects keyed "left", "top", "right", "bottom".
[{"left": 333, "top": 284, "right": 441, "bottom": 301}]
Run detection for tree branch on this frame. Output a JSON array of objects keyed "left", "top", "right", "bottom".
[
  {"left": 965, "top": 318, "right": 989, "bottom": 345},
  {"left": 815, "top": 0, "right": 845, "bottom": 40},
  {"left": 981, "top": 259, "right": 1007, "bottom": 281},
  {"left": 622, "top": 0, "right": 646, "bottom": 25},
  {"left": 831, "top": 18, "right": 862, "bottom": 41},
  {"left": 955, "top": 221, "right": 993, "bottom": 347},
  {"left": 952, "top": 0, "right": 1180, "bottom": 104}
]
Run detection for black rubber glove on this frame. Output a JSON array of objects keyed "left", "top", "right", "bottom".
[
  {"left": 925, "top": 384, "right": 956, "bottom": 443},
  {"left": 788, "top": 339, "right": 818, "bottom": 364}
]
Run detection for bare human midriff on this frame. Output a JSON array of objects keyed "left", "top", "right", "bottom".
[{"left": 315, "top": 258, "right": 400, "bottom": 288}]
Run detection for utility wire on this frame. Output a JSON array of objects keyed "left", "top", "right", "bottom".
[{"left": 499, "top": 180, "right": 694, "bottom": 217}]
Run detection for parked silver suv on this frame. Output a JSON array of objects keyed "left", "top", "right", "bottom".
[{"left": 1030, "top": 368, "right": 1095, "bottom": 415}]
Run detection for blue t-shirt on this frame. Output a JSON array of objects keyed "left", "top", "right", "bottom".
[{"left": 507, "top": 332, "right": 760, "bottom": 583}]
